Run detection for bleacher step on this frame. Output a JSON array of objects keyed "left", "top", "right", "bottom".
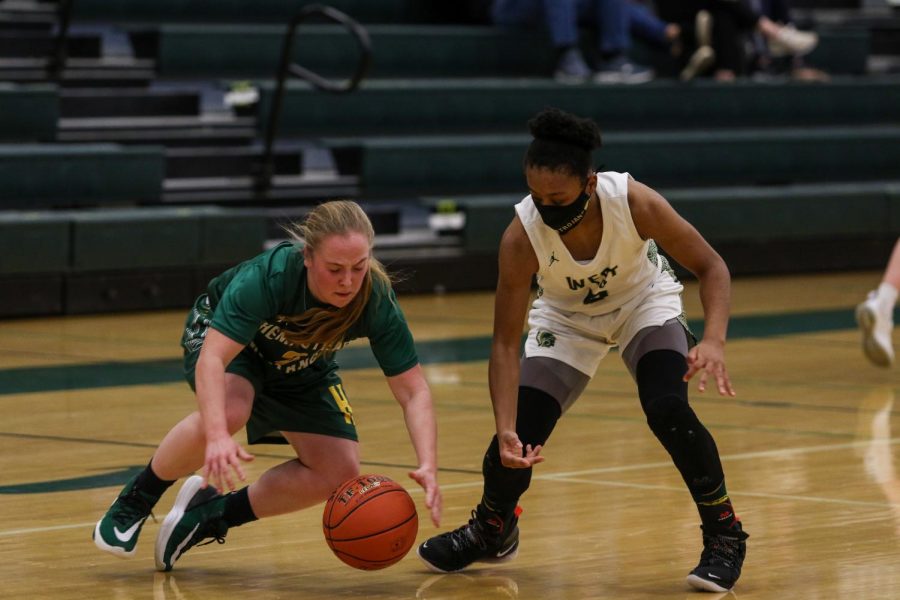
[
  {"left": 60, "top": 88, "right": 201, "bottom": 118},
  {"left": 164, "top": 146, "right": 302, "bottom": 179},
  {"left": 258, "top": 77, "right": 900, "bottom": 136},
  {"left": 0, "top": 32, "right": 102, "bottom": 58},
  {"left": 161, "top": 174, "right": 359, "bottom": 205},
  {"left": 329, "top": 124, "right": 900, "bottom": 195},
  {"left": 57, "top": 114, "right": 256, "bottom": 144}
]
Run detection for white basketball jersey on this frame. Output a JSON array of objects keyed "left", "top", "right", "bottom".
[{"left": 514, "top": 171, "right": 662, "bottom": 316}]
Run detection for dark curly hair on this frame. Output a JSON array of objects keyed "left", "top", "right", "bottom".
[{"left": 524, "top": 107, "right": 602, "bottom": 179}]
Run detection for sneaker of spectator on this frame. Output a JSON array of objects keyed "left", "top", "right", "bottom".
[
  {"left": 681, "top": 45, "right": 716, "bottom": 81},
  {"left": 680, "top": 9, "right": 715, "bottom": 81},
  {"left": 594, "top": 54, "right": 654, "bottom": 84},
  {"left": 768, "top": 23, "right": 818, "bottom": 57},
  {"left": 554, "top": 47, "right": 593, "bottom": 84}
]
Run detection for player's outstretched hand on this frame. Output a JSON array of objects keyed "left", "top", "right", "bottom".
[
  {"left": 684, "top": 339, "right": 735, "bottom": 397},
  {"left": 409, "top": 466, "right": 442, "bottom": 527},
  {"left": 202, "top": 435, "right": 254, "bottom": 492},
  {"left": 498, "top": 430, "right": 544, "bottom": 469}
]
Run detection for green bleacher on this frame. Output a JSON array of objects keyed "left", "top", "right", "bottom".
[
  {"left": 328, "top": 126, "right": 900, "bottom": 195},
  {"left": 155, "top": 25, "right": 867, "bottom": 79},
  {"left": 0, "top": 144, "right": 165, "bottom": 208},
  {"left": 0, "top": 0, "right": 897, "bottom": 315},
  {"left": 0, "top": 84, "right": 58, "bottom": 141},
  {"left": 430, "top": 180, "right": 900, "bottom": 265},
  {"left": 73, "top": 0, "right": 420, "bottom": 23},
  {"left": 0, "top": 207, "right": 268, "bottom": 316},
  {"left": 259, "top": 78, "right": 900, "bottom": 136}
]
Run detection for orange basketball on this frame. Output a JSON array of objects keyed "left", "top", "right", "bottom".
[{"left": 322, "top": 474, "right": 418, "bottom": 570}]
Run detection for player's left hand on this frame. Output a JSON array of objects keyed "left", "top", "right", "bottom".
[
  {"left": 409, "top": 466, "right": 442, "bottom": 527},
  {"left": 684, "top": 339, "right": 735, "bottom": 397}
]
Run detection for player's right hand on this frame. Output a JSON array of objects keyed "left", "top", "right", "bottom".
[
  {"left": 498, "top": 430, "right": 544, "bottom": 469},
  {"left": 202, "top": 435, "right": 254, "bottom": 492}
]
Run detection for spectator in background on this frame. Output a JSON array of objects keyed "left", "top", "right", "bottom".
[
  {"left": 491, "top": 0, "right": 655, "bottom": 84},
  {"left": 857, "top": 239, "right": 900, "bottom": 368},
  {"left": 628, "top": 2, "right": 716, "bottom": 81},
  {"left": 750, "top": 0, "right": 829, "bottom": 81},
  {"left": 656, "top": 0, "right": 817, "bottom": 81}
]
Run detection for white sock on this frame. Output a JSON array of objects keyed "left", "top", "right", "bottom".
[{"left": 876, "top": 282, "right": 898, "bottom": 314}]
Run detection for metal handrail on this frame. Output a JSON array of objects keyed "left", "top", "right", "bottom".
[
  {"left": 256, "top": 4, "right": 371, "bottom": 192},
  {"left": 48, "top": 0, "right": 73, "bottom": 80}
]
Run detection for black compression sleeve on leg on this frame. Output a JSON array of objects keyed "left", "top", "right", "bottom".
[
  {"left": 636, "top": 350, "right": 724, "bottom": 496},
  {"left": 481, "top": 386, "right": 562, "bottom": 515}
]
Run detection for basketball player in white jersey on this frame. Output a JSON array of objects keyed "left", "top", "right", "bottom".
[{"left": 418, "top": 107, "right": 748, "bottom": 593}]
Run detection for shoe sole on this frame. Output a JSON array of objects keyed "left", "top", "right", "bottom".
[
  {"left": 680, "top": 46, "right": 715, "bottom": 81},
  {"left": 686, "top": 573, "right": 731, "bottom": 592},
  {"left": 594, "top": 73, "right": 654, "bottom": 85},
  {"left": 92, "top": 519, "right": 138, "bottom": 559},
  {"left": 154, "top": 475, "right": 204, "bottom": 572},
  {"left": 415, "top": 541, "right": 519, "bottom": 574},
  {"left": 856, "top": 303, "right": 893, "bottom": 367}
]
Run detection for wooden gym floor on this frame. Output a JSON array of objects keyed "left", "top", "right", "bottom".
[{"left": 1, "top": 270, "right": 898, "bottom": 599}]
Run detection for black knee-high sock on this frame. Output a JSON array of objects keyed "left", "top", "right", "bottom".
[
  {"left": 636, "top": 350, "right": 738, "bottom": 531},
  {"left": 223, "top": 487, "right": 258, "bottom": 528},
  {"left": 481, "top": 386, "right": 561, "bottom": 519},
  {"left": 133, "top": 460, "right": 175, "bottom": 499}
]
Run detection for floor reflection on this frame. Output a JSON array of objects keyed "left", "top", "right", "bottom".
[
  {"left": 415, "top": 573, "right": 518, "bottom": 599},
  {"left": 153, "top": 572, "right": 188, "bottom": 600},
  {"left": 857, "top": 387, "right": 900, "bottom": 536}
]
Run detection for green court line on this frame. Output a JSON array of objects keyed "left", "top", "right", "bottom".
[{"left": 0, "top": 308, "right": 859, "bottom": 396}]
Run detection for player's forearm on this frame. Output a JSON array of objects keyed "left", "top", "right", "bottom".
[
  {"left": 698, "top": 260, "right": 732, "bottom": 345},
  {"left": 400, "top": 392, "right": 438, "bottom": 471},
  {"left": 489, "top": 343, "right": 521, "bottom": 434},
  {"left": 195, "top": 355, "right": 230, "bottom": 440}
]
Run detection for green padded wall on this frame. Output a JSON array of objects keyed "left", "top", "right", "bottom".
[
  {"left": 158, "top": 25, "right": 552, "bottom": 78},
  {"left": 0, "top": 144, "right": 164, "bottom": 207},
  {"left": 443, "top": 182, "right": 900, "bottom": 259},
  {"left": 70, "top": 208, "right": 200, "bottom": 271},
  {"left": 663, "top": 182, "right": 892, "bottom": 242},
  {"left": 338, "top": 127, "right": 900, "bottom": 195},
  {"left": 197, "top": 207, "right": 268, "bottom": 266},
  {"left": 0, "top": 84, "right": 58, "bottom": 142},
  {"left": 0, "top": 212, "right": 70, "bottom": 275},
  {"left": 261, "top": 79, "right": 900, "bottom": 136}
]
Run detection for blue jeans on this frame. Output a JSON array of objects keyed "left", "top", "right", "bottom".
[
  {"left": 628, "top": 1, "right": 669, "bottom": 48},
  {"left": 492, "top": 0, "right": 630, "bottom": 54}
]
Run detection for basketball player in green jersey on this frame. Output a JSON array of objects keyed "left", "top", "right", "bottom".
[
  {"left": 418, "top": 108, "right": 748, "bottom": 592},
  {"left": 93, "top": 200, "right": 442, "bottom": 571}
]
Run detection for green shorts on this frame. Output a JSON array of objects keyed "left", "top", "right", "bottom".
[{"left": 181, "top": 294, "right": 358, "bottom": 445}]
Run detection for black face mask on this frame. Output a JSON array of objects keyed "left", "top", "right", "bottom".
[{"left": 533, "top": 190, "right": 591, "bottom": 235}]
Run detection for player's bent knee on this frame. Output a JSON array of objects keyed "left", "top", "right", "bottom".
[
  {"left": 225, "top": 405, "right": 252, "bottom": 435},
  {"left": 644, "top": 394, "right": 700, "bottom": 442},
  {"left": 322, "top": 460, "right": 360, "bottom": 494}
]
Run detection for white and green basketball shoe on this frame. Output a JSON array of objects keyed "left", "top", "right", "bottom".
[
  {"left": 93, "top": 475, "right": 158, "bottom": 558},
  {"left": 155, "top": 475, "right": 229, "bottom": 571}
]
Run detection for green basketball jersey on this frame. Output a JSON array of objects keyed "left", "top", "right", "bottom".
[{"left": 206, "top": 241, "right": 418, "bottom": 377}]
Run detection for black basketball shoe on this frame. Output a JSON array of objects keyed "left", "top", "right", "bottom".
[
  {"left": 417, "top": 506, "right": 520, "bottom": 573},
  {"left": 686, "top": 521, "right": 749, "bottom": 592}
]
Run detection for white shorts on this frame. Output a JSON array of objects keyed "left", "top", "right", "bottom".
[{"left": 524, "top": 270, "right": 685, "bottom": 377}]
